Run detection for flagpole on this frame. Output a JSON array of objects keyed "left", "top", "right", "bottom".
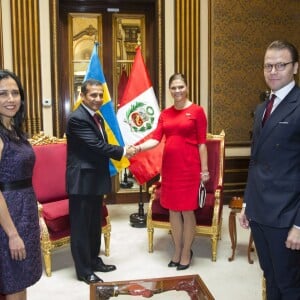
[
  {"left": 116, "top": 46, "right": 161, "bottom": 227},
  {"left": 129, "top": 185, "right": 146, "bottom": 227}
]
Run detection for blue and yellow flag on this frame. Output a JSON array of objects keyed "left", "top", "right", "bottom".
[{"left": 75, "top": 42, "right": 130, "bottom": 176}]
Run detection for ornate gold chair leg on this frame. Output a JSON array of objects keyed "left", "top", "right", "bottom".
[
  {"left": 218, "top": 219, "right": 223, "bottom": 240},
  {"left": 43, "top": 250, "right": 52, "bottom": 277},
  {"left": 104, "top": 231, "right": 110, "bottom": 256},
  {"left": 147, "top": 227, "right": 154, "bottom": 252},
  {"left": 211, "top": 236, "right": 217, "bottom": 262}
]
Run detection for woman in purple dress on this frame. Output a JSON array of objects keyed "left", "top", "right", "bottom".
[{"left": 0, "top": 70, "right": 42, "bottom": 300}]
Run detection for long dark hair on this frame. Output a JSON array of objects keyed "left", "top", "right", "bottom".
[{"left": 0, "top": 70, "right": 26, "bottom": 141}]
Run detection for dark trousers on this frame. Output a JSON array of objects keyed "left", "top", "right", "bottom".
[
  {"left": 250, "top": 221, "right": 300, "bottom": 300},
  {"left": 69, "top": 194, "right": 102, "bottom": 278}
]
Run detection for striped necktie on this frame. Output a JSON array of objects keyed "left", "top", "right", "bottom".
[{"left": 262, "top": 94, "right": 276, "bottom": 126}]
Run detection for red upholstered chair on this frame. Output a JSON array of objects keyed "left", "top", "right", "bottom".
[
  {"left": 30, "top": 133, "right": 111, "bottom": 276},
  {"left": 147, "top": 131, "right": 225, "bottom": 261}
]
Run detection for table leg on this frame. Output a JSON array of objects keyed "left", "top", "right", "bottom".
[
  {"left": 247, "top": 232, "right": 254, "bottom": 264},
  {"left": 228, "top": 211, "right": 237, "bottom": 261}
]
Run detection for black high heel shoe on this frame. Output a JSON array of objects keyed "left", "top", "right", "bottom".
[
  {"left": 168, "top": 260, "right": 179, "bottom": 267},
  {"left": 177, "top": 250, "right": 193, "bottom": 271}
]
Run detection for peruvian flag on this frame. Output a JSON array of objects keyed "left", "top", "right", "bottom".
[{"left": 117, "top": 47, "right": 164, "bottom": 184}]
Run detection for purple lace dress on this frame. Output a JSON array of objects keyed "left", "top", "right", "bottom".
[{"left": 0, "top": 133, "right": 42, "bottom": 294}]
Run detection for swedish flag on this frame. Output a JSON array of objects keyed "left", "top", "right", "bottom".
[{"left": 75, "top": 42, "right": 130, "bottom": 176}]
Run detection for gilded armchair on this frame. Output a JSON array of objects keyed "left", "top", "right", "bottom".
[
  {"left": 30, "top": 132, "right": 111, "bottom": 276},
  {"left": 147, "top": 131, "right": 225, "bottom": 261}
]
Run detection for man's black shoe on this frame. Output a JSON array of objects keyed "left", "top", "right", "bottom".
[
  {"left": 93, "top": 257, "right": 117, "bottom": 272},
  {"left": 78, "top": 273, "right": 103, "bottom": 284}
]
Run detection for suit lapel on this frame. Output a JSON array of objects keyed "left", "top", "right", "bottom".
[
  {"left": 79, "top": 105, "right": 108, "bottom": 142},
  {"left": 254, "top": 86, "right": 300, "bottom": 154}
]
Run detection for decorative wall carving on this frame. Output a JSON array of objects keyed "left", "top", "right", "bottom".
[{"left": 210, "top": 0, "right": 300, "bottom": 145}]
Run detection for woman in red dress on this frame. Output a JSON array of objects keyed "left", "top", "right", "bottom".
[{"left": 136, "top": 73, "right": 209, "bottom": 270}]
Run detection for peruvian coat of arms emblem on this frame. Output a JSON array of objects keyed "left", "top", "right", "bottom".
[{"left": 125, "top": 101, "right": 155, "bottom": 133}]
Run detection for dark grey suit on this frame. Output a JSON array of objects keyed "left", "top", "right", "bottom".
[
  {"left": 244, "top": 85, "right": 300, "bottom": 299},
  {"left": 66, "top": 104, "right": 123, "bottom": 278}
]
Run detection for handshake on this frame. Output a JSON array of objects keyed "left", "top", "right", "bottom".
[{"left": 125, "top": 145, "right": 141, "bottom": 159}]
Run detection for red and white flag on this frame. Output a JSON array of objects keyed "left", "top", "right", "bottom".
[{"left": 117, "top": 47, "right": 164, "bottom": 184}]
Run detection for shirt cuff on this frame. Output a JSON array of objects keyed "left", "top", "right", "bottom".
[{"left": 293, "top": 225, "right": 300, "bottom": 229}]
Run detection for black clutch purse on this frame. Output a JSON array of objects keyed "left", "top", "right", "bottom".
[{"left": 198, "top": 181, "right": 206, "bottom": 208}]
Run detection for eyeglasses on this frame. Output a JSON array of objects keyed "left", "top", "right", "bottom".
[
  {"left": 263, "top": 62, "right": 294, "bottom": 72},
  {"left": 0, "top": 90, "right": 20, "bottom": 100}
]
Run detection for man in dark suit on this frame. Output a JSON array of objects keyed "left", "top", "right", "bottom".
[
  {"left": 66, "top": 79, "right": 135, "bottom": 284},
  {"left": 239, "top": 40, "right": 300, "bottom": 299}
]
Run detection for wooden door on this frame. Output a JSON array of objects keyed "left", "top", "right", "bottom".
[{"left": 51, "top": 0, "right": 164, "bottom": 203}]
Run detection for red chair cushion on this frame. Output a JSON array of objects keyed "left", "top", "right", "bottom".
[
  {"left": 42, "top": 198, "right": 69, "bottom": 233},
  {"left": 49, "top": 229, "right": 70, "bottom": 241},
  {"left": 151, "top": 186, "right": 223, "bottom": 226},
  {"left": 32, "top": 143, "right": 68, "bottom": 204},
  {"left": 205, "top": 139, "right": 221, "bottom": 193},
  {"left": 152, "top": 198, "right": 169, "bottom": 222},
  {"left": 42, "top": 200, "right": 108, "bottom": 240}
]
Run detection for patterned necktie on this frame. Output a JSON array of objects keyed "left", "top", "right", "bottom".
[
  {"left": 93, "top": 113, "right": 106, "bottom": 140},
  {"left": 262, "top": 94, "right": 276, "bottom": 126}
]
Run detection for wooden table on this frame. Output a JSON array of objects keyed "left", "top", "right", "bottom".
[
  {"left": 90, "top": 274, "right": 214, "bottom": 300},
  {"left": 228, "top": 196, "right": 254, "bottom": 264}
]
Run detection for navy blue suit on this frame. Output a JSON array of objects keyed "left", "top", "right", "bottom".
[
  {"left": 244, "top": 85, "right": 300, "bottom": 299},
  {"left": 66, "top": 104, "right": 123, "bottom": 278}
]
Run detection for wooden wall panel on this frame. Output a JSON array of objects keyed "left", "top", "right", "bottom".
[
  {"left": 11, "top": 0, "right": 42, "bottom": 136},
  {"left": 210, "top": 0, "right": 300, "bottom": 145},
  {"left": 175, "top": 0, "right": 201, "bottom": 106}
]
